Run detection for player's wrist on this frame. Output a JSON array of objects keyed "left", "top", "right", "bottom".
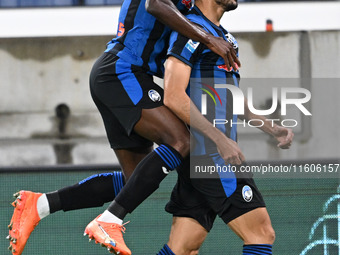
[
  {"left": 270, "top": 124, "right": 281, "bottom": 137},
  {"left": 210, "top": 129, "right": 228, "bottom": 144},
  {"left": 203, "top": 34, "right": 216, "bottom": 48}
]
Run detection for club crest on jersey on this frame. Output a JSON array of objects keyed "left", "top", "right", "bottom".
[
  {"left": 181, "top": 0, "right": 194, "bottom": 9},
  {"left": 185, "top": 39, "right": 200, "bottom": 53},
  {"left": 148, "top": 90, "right": 161, "bottom": 102},
  {"left": 242, "top": 185, "right": 253, "bottom": 202},
  {"left": 225, "top": 32, "right": 238, "bottom": 50}
]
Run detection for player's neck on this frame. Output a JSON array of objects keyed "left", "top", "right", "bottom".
[{"left": 195, "top": 2, "right": 224, "bottom": 26}]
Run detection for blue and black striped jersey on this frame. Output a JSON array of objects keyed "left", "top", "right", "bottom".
[
  {"left": 167, "top": 6, "right": 240, "bottom": 156},
  {"left": 105, "top": 0, "right": 194, "bottom": 78}
]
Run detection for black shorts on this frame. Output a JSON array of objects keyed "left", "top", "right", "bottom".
[
  {"left": 90, "top": 52, "right": 164, "bottom": 149},
  {"left": 165, "top": 157, "right": 266, "bottom": 232}
]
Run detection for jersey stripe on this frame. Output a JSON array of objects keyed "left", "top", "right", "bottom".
[
  {"left": 105, "top": 0, "right": 192, "bottom": 77},
  {"left": 115, "top": 59, "right": 143, "bottom": 105}
]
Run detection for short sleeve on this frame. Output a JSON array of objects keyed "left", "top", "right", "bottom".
[{"left": 167, "top": 30, "right": 203, "bottom": 67}]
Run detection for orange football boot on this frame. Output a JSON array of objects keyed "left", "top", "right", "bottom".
[
  {"left": 8, "top": 191, "right": 42, "bottom": 254},
  {"left": 84, "top": 215, "right": 131, "bottom": 255}
]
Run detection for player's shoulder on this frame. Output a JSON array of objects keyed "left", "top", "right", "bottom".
[
  {"left": 185, "top": 6, "right": 217, "bottom": 35},
  {"left": 185, "top": 7, "right": 205, "bottom": 26}
]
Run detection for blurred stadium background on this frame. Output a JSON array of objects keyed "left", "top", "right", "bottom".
[{"left": 0, "top": 0, "right": 339, "bottom": 254}]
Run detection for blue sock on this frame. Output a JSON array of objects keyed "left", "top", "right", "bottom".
[
  {"left": 157, "top": 244, "right": 175, "bottom": 255},
  {"left": 243, "top": 244, "right": 272, "bottom": 255},
  {"left": 154, "top": 144, "right": 183, "bottom": 171},
  {"left": 112, "top": 171, "right": 124, "bottom": 196}
]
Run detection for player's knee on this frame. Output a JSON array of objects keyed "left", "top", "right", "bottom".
[
  {"left": 168, "top": 236, "right": 202, "bottom": 255},
  {"left": 242, "top": 221, "right": 275, "bottom": 245},
  {"left": 170, "top": 246, "right": 200, "bottom": 255},
  {"left": 173, "top": 138, "right": 190, "bottom": 158},
  {"left": 167, "top": 132, "right": 190, "bottom": 158},
  {"left": 265, "top": 225, "right": 276, "bottom": 244},
  {"left": 187, "top": 249, "right": 200, "bottom": 255},
  {"left": 256, "top": 212, "right": 275, "bottom": 244},
  {"left": 256, "top": 224, "right": 275, "bottom": 244}
]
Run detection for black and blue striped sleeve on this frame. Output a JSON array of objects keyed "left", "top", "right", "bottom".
[{"left": 167, "top": 30, "right": 203, "bottom": 68}]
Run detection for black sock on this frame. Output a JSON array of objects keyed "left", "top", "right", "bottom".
[
  {"left": 107, "top": 201, "right": 128, "bottom": 219},
  {"left": 45, "top": 191, "right": 61, "bottom": 214},
  {"left": 112, "top": 144, "right": 183, "bottom": 215},
  {"left": 47, "top": 171, "right": 125, "bottom": 212}
]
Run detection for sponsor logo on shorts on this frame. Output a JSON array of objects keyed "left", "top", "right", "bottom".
[
  {"left": 148, "top": 89, "right": 161, "bottom": 102},
  {"left": 242, "top": 185, "right": 253, "bottom": 202}
]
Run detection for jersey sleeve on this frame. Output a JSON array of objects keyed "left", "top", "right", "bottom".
[{"left": 167, "top": 30, "right": 203, "bottom": 68}]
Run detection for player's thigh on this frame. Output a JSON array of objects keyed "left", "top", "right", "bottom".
[
  {"left": 130, "top": 72, "right": 190, "bottom": 156},
  {"left": 90, "top": 55, "right": 190, "bottom": 157},
  {"left": 201, "top": 179, "right": 274, "bottom": 244},
  {"left": 91, "top": 77, "right": 154, "bottom": 179},
  {"left": 189, "top": 157, "right": 272, "bottom": 243},
  {"left": 165, "top": 161, "right": 215, "bottom": 254},
  {"left": 168, "top": 217, "right": 208, "bottom": 255},
  {"left": 165, "top": 159, "right": 217, "bottom": 232},
  {"left": 134, "top": 106, "right": 190, "bottom": 157},
  {"left": 227, "top": 207, "right": 275, "bottom": 245}
]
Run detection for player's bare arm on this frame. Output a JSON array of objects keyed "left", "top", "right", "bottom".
[
  {"left": 164, "top": 56, "right": 245, "bottom": 165},
  {"left": 239, "top": 98, "right": 294, "bottom": 149},
  {"left": 145, "top": 0, "right": 241, "bottom": 71}
]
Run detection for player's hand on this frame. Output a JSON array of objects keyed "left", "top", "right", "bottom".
[
  {"left": 272, "top": 125, "right": 294, "bottom": 149},
  {"left": 216, "top": 135, "right": 245, "bottom": 165},
  {"left": 206, "top": 35, "right": 241, "bottom": 71}
]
